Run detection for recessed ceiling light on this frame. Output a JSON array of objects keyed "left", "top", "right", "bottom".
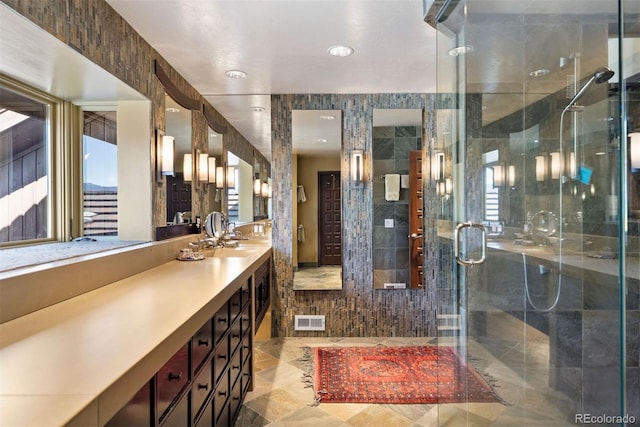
[
  {"left": 595, "top": 151, "right": 606, "bottom": 156},
  {"left": 225, "top": 69, "right": 247, "bottom": 79},
  {"left": 319, "top": 115, "right": 336, "bottom": 120},
  {"left": 249, "top": 106, "right": 265, "bottom": 112},
  {"left": 317, "top": 138, "right": 327, "bottom": 143},
  {"left": 166, "top": 107, "right": 180, "bottom": 113},
  {"left": 448, "top": 46, "right": 473, "bottom": 56},
  {"left": 529, "top": 68, "right": 550, "bottom": 77},
  {"left": 327, "top": 45, "right": 354, "bottom": 57}
]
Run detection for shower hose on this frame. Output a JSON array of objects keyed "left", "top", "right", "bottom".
[{"left": 521, "top": 252, "right": 562, "bottom": 312}]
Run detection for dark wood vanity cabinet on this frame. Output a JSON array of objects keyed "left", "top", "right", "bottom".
[
  {"left": 106, "top": 270, "right": 258, "bottom": 427},
  {"left": 254, "top": 260, "right": 270, "bottom": 328}
]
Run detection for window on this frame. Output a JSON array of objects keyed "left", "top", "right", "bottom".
[
  {"left": 0, "top": 84, "right": 53, "bottom": 244},
  {"left": 83, "top": 111, "right": 118, "bottom": 236},
  {"left": 482, "top": 150, "right": 500, "bottom": 221}
]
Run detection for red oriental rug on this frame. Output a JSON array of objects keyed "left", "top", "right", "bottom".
[{"left": 302, "top": 346, "right": 502, "bottom": 405}]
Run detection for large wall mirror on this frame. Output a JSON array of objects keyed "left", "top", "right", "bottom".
[
  {"left": 292, "top": 110, "right": 343, "bottom": 291},
  {"left": 372, "top": 109, "right": 423, "bottom": 290},
  {"left": 165, "top": 94, "right": 192, "bottom": 224}
]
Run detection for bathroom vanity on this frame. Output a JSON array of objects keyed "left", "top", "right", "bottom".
[{"left": 0, "top": 234, "right": 272, "bottom": 427}]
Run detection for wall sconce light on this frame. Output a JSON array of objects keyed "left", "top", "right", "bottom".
[
  {"left": 351, "top": 149, "right": 364, "bottom": 184},
  {"left": 208, "top": 157, "right": 216, "bottom": 183},
  {"left": 492, "top": 164, "right": 504, "bottom": 187},
  {"left": 432, "top": 151, "right": 445, "bottom": 182},
  {"left": 183, "top": 153, "right": 193, "bottom": 182},
  {"left": 550, "top": 151, "right": 563, "bottom": 179},
  {"left": 261, "top": 182, "right": 269, "bottom": 198},
  {"left": 535, "top": 155, "right": 546, "bottom": 181},
  {"left": 198, "top": 152, "right": 209, "bottom": 183},
  {"left": 161, "top": 135, "right": 175, "bottom": 177},
  {"left": 216, "top": 166, "right": 224, "bottom": 189},
  {"left": 630, "top": 132, "right": 640, "bottom": 169},
  {"left": 508, "top": 165, "right": 515, "bottom": 187},
  {"left": 227, "top": 166, "right": 236, "bottom": 188},
  {"left": 254, "top": 178, "right": 262, "bottom": 195},
  {"left": 445, "top": 177, "right": 452, "bottom": 197}
]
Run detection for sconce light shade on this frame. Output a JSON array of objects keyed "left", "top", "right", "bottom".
[
  {"left": 216, "top": 166, "right": 224, "bottom": 189},
  {"left": 161, "top": 135, "right": 175, "bottom": 176},
  {"left": 183, "top": 153, "right": 193, "bottom": 182},
  {"left": 567, "top": 151, "right": 576, "bottom": 179},
  {"left": 208, "top": 157, "right": 216, "bottom": 183},
  {"left": 254, "top": 178, "right": 262, "bottom": 195},
  {"left": 445, "top": 177, "right": 453, "bottom": 195},
  {"left": 198, "top": 152, "right": 209, "bottom": 182},
  {"left": 432, "top": 151, "right": 445, "bottom": 182},
  {"left": 535, "top": 155, "right": 546, "bottom": 182},
  {"left": 226, "top": 166, "right": 236, "bottom": 188},
  {"left": 508, "top": 165, "right": 515, "bottom": 187},
  {"left": 630, "top": 132, "right": 640, "bottom": 169},
  {"left": 261, "top": 182, "right": 269, "bottom": 198},
  {"left": 492, "top": 164, "right": 504, "bottom": 187},
  {"left": 351, "top": 149, "right": 364, "bottom": 184},
  {"left": 550, "top": 152, "right": 562, "bottom": 179}
]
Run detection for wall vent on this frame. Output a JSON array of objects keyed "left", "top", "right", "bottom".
[
  {"left": 294, "top": 315, "right": 325, "bottom": 331},
  {"left": 437, "top": 314, "right": 461, "bottom": 331}
]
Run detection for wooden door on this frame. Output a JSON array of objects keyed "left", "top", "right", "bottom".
[
  {"left": 409, "top": 151, "right": 424, "bottom": 288},
  {"left": 318, "top": 171, "right": 341, "bottom": 266}
]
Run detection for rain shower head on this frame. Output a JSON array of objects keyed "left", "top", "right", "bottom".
[{"left": 563, "top": 66, "right": 615, "bottom": 113}]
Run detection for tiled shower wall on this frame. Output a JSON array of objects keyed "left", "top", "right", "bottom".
[
  {"left": 372, "top": 125, "right": 422, "bottom": 289},
  {"left": 271, "top": 94, "right": 440, "bottom": 337},
  {"left": 3, "top": 0, "right": 268, "bottom": 230}
]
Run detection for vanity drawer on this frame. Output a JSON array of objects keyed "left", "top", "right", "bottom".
[
  {"left": 191, "top": 358, "right": 213, "bottom": 422},
  {"left": 214, "top": 302, "right": 230, "bottom": 346},
  {"left": 229, "top": 349, "right": 243, "bottom": 391},
  {"left": 160, "top": 393, "right": 189, "bottom": 427},
  {"left": 157, "top": 344, "right": 189, "bottom": 421},
  {"left": 229, "top": 374, "right": 244, "bottom": 423},
  {"left": 242, "top": 354, "right": 252, "bottom": 396},
  {"left": 241, "top": 307, "right": 251, "bottom": 339},
  {"left": 194, "top": 397, "right": 213, "bottom": 427},
  {"left": 214, "top": 369, "right": 230, "bottom": 425},
  {"left": 192, "top": 319, "right": 213, "bottom": 374},
  {"left": 230, "top": 288, "right": 242, "bottom": 322},
  {"left": 241, "top": 334, "right": 251, "bottom": 366},
  {"left": 214, "top": 333, "right": 230, "bottom": 386},
  {"left": 229, "top": 317, "right": 242, "bottom": 355},
  {"left": 241, "top": 279, "right": 250, "bottom": 310}
]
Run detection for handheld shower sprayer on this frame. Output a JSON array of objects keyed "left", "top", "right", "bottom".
[{"left": 562, "top": 66, "right": 615, "bottom": 115}]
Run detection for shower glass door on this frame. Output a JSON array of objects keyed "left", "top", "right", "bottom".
[{"left": 429, "top": 0, "right": 639, "bottom": 424}]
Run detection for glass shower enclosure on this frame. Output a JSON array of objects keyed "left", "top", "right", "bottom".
[{"left": 425, "top": 0, "right": 639, "bottom": 425}]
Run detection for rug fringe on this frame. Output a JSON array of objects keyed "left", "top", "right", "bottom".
[
  {"left": 466, "top": 354, "right": 510, "bottom": 406},
  {"left": 300, "top": 346, "right": 324, "bottom": 406}
]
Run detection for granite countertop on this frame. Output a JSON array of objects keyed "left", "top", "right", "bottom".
[{"left": 0, "top": 236, "right": 272, "bottom": 427}]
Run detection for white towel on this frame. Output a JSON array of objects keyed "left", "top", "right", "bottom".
[
  {"left": 297, "top": 185, "right": 307, "bottom": 203},
  {"left": 297, "top": 224, "right": 306, "bottom": 242},
  {"left": 400, "top": 174, "right": 410, "bottom": 189},
  {"left": 385, "top": 174, "right": 400, "bottom": 201}
]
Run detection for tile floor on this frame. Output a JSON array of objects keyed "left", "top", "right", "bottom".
[{"left": 236, "top": 311, "right": 578, "bottom": 426}]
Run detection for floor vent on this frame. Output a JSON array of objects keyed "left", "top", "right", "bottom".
[{"left": 294, "top": 315, "right": 325, "bottom": 331}]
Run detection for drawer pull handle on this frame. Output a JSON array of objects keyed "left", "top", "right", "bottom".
[
  {"left": 198, "top": 339, "right": 209, "bottom": 346},
  {"left": 232, "top": 365, "right": 240, "bottom": 370},
  {"left": 217, "top": 318, "right": 227, "bottom": 323},
  {"left": 232, "top": 333, "right": 240, "bottom": 338},
  {"left": 232, "top": 396, "right": 240, "bottom": 401},
  {"left": 168, "top": 372, "right": 182, "bottom": 382},
  {"left": 218, "top": 390, "right": 227, "bottom": 397},
  {"left": 198, "top": 383, "right": 209, "bottom": 391},
  {"left": 232, "top": 302, "right": 240, "bottom": 307},
  {"left": 218, "top": 354, "right": 227, "bottom": 359}
]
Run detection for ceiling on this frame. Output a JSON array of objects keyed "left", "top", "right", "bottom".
[{"left": 105, "top": 0, "right": 438, "bottom": 161}]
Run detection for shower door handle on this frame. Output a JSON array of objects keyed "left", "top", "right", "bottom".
[{"left": 454, "top": 222, "right": 487, "bottom": 266}]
